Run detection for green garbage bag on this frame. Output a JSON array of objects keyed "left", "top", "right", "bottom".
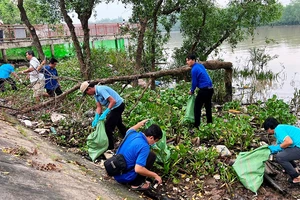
[
  {"left": 183, "top": 95, "right": 195, "bottom": 123},
  {"left": 87, "top": 121, "right": 109, "bottom": 162},
  {"left": 232, "top": 145, "right": 270, "bottom": 194},
  {"left": 145, "top": 120, "right": 170, "bottom": 163}
]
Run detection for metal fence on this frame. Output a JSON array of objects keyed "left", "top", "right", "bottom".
[{"left": 0, "top": 23, "right": 122, "bottom": 41}]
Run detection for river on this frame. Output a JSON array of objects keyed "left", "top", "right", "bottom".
[{"left": 165, "top": 25, "right": 300, "bottom": 104}]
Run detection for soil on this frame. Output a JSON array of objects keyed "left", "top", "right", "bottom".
[{"left": 1, "top": 113, "right": 300, "bottom": 200}]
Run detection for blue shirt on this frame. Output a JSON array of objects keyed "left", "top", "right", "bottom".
[
  {"left": 94, "top": 85, "right": 123, "bottom": 110},
  {"left": 275, "top": 124, "right": 300, "bottom": 148},
  {"left": 190, "top": 62, "right": 212, "bottom": 93},
  {"left": 0, "top": 64, "right": 14, "bottom": 79},
  {"left": 114, "top": 129, "right": 150, "bottom": 183},
  {"left": 40, "top": 65, "right": 59, "bottom": 90}
]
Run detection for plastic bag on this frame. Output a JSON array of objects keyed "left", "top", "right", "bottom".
[
  {"left": 183, "top": 95, "right": 195, "bottom": 123},
  {"left": 145, "top": 120, "right": 170, "bottom": 163},
  {"left": 232, "top": 145, "right": 270, "bottom": 194},
  {"left": 87, "top": 121, "right": 109, "bottom": 162}
]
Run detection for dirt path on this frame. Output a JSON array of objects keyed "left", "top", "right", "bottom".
[{"left": 0, "top": 118, "right": 140, "bottom": 200}]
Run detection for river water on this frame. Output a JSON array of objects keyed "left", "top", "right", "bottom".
[{"left": 165, "top": 26, "right": 300, "bottom": 103}]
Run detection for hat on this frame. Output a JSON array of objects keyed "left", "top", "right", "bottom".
[{"left": 80, "top": 81, "right": 89, "bottom": 95}]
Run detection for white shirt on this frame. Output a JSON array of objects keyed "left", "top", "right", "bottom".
[{"left": 29, "top": 57, "right": 45, "bottom": 83}]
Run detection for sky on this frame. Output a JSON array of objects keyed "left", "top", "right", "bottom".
[{"left": 71, "top": 0, "right": 291, "bottom": 24}]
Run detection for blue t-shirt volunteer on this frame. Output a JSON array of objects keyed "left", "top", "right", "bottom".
[
  {"left": 94, "top": 85, "right": 123, "bottom": 110},
  {"left": 190, "top": 62, "right": 212, "bottom": 93},
  {"left": 0, "top": 64, "right": 14, "bottom": 79},
  {"left": 114, "top": 129, "right": 150, "bottom": 183},
  {"left": 40, "top": 65, "right": 59, "bottom": 90},
  {"left": 275, "top": 124, "right": 300, "bottom": 148}
]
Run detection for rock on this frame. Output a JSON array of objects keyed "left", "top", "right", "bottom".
[
  {"left": 104, "top": 150, "right": 114, "bottom": 159},
  {"left": 34, "top": 128, "right": 49, "bottom": 135},
  {"left": 215, "top": 145, "right": 231, "bottom": 157},
  {"left": 51, "top": 112, "right": 67, "bottom": 123},
  {"left": 213, "top": 174, "right": 220, "bottom": 180},
  {"left": 121, "top": 84, "right": 133, "bottom": 89},
  {"left": 259, "top": 141, "right": 268, "bottom": 146},
  {"left": 22, "top": 120, "right": 32, "bottom": 127}
]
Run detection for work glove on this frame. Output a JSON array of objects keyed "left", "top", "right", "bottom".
[
  {"left": 268, "top": 145, "right": 282, "bottom": 154},
  {"left": 19, "top": 79, "right": 23, "bottom": 83},
  {"left": 91, "top": 113, "right": 100, "bottom": 128},
  {"left": 99, "top": 108, "right": 111, "bottom": 121}
]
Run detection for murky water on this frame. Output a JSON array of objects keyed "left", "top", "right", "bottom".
[{"left": 165, "top": 26, "right": 300, "bottom": 103}]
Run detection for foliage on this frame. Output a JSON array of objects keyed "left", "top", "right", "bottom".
[
  {"left": 90, "top": 48, "right": 135, "bottom": 79},
  {"left": 247, "top": 95, "right": 297, "bottom": 127},
  {"left": 173, "top": 0, "right": 283, "bottom": 65},
  {"left": 23, "top": 0, "right": 62, "bottom": 24},
  {"left": 0, "top": 0, "right": 21, "bottom": 24},
  {"left": 272, "top": 0, "right": 300, "bottom": 25}
]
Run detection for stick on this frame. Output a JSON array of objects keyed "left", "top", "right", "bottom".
[{"left": 264, "top": 174, "right": 287, "bottom": 195}]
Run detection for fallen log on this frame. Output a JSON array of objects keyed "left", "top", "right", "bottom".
[{"left": 17, "top": 61, "right": 233, "bottom": 114}]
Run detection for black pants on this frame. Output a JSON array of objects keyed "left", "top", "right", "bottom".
[
  {"left": 105, "top": 103, "right": 127, "bottom": 149},
  {"left": 276, "top": 147, "right": 300, "bottom": 179},
  {"left": 129, "top": 151, "right": 156, "bottom": 186},
  {"left": 194, "top": 88, "right": 214, "bottom": 128},
  {"left": 0, "top": 78, "right": 17, "bottom": 92},
  {"left": 46, "top": 87, "right": 63, "bottom": 97}
]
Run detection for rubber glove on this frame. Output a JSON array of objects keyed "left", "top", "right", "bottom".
[
  {"left": 92, "top": 113, "right": 100, "bottom": 127},
  {"left": 268, "top": 145, "right": 282, "bottom": 154},
  {"left": 99, "top": 108, "right": 111, "bottom": 121}
]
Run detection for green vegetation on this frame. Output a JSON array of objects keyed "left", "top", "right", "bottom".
[
  {"left": 272, "top": 0, "right": 300, "bottom": 25},
  {"left": 1, "top": 46, "right": 298, "bottom": 197}
]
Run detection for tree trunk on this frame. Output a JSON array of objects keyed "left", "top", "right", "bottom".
[
  {"left": 17, "top": 0, "right": 44, "bottom": 60},
  {"left": 59, "top": 0, "right": 88, "bottom": 79},
  {"left": 150, "top": 0, "right": 163, "bottom": 90},
  {"left": 80, "top": 18, "right": 91, "bottom": 79},
  {"left": 77, "top": 0, "right": 94, "bottom": 80},
  {"left": 18, "top": 60, "right": 233, "bottom": 113},
  {"left": 135, "top": 18, "right": 148, "bottom": 74}
]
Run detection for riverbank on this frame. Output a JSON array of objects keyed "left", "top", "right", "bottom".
[{"left": 0, "top": 115, "right": 140, "bottom": 200}]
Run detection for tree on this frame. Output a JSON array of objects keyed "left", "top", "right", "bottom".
[
  {"left": 59, "top": 0, "right": 105, "bottom": 80},
  {"left": 0, "top": 0, "right": 21, "bottom": 24},
  {"left": 277, "top": 0, "right": 300, "bottom": 25},
  {"left": 173, "top": 0, "right": 283, "bottom": 65},
  {"left": 23, "top": 0, "right": 62, "bottom": 25},
  {"left": 17, "top": 0, "right": 45, "bottom": 60},
  {"left": 121, "top": 0, "right": 180, "bottom": 88},
  {"left": 16, "top": 0, "right": 62, "bottom": 59}
]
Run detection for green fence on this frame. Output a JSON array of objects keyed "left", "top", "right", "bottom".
[{"left": 1, "top": 38, "right": 125, "bottom": 60}]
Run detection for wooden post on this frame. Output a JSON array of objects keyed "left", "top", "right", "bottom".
[
  {"left": 224, "top": 68, "right": 233, "bottom": 102},
  {"left": 50, "top": 42, "right": 55, "bottom": 58},
  {"left": 1, "top": 49, "right": 8, "bottom": 63},
  {"left": 115, "top": 37, "right": 118, "bottom": 50},
  {"left": 92, "top": 40, "right": 95, "bottom": 49}
]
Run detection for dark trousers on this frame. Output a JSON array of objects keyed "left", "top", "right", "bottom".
[
  {"left": 105, "top": 103, "right": 127, "bottom": 149},
  {"left": 46, "top": 87, "right": 63, "bottom": 97},
  {"left": 276, "top": 147, "right": 300, "bottom": 179},
  {"left": 129, "top": 151, "right": 156, "bottom": 186},
  {"left": 194, "top": 88, "right": 214, "bottom": 128},
  {"left": 0, "top": 78, "right": 17, "bottom": 92}
]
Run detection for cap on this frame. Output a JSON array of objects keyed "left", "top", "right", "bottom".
[{"left": 80, "top": 81, "right": 89, "bottom": 95}]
